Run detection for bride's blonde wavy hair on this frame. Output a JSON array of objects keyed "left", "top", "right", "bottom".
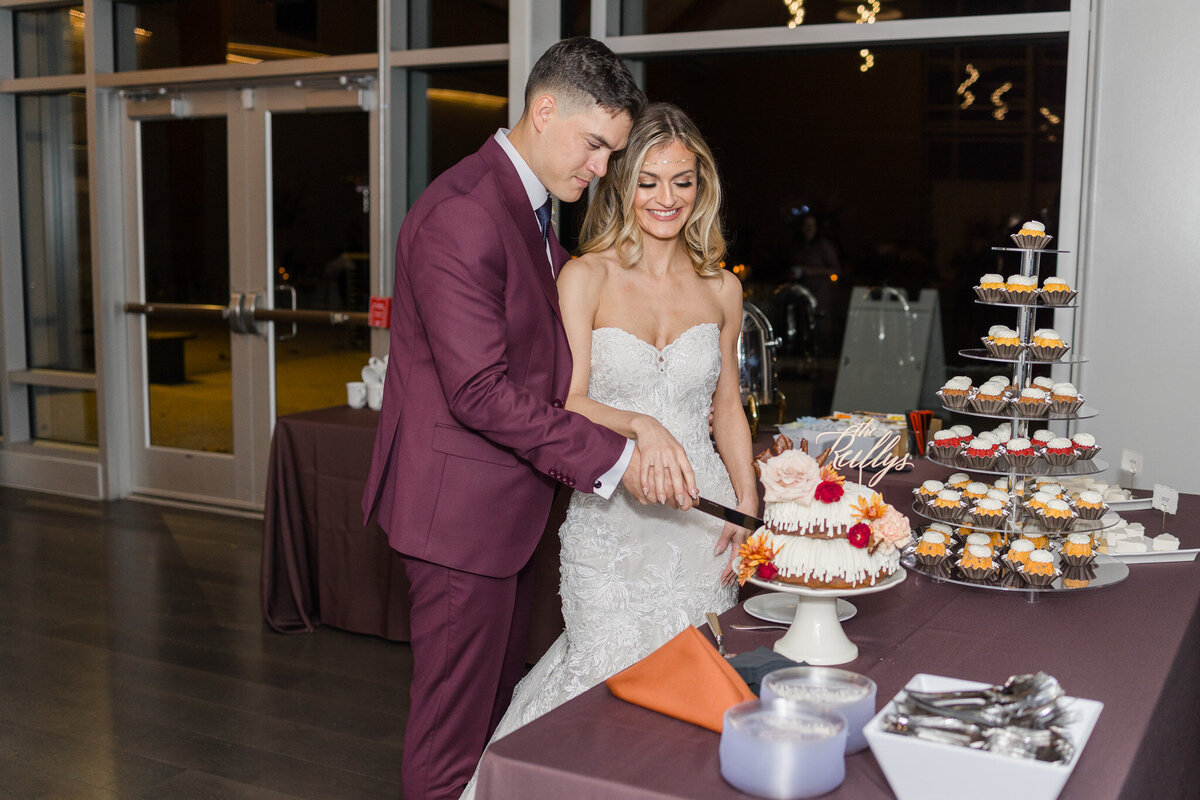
[{"left": 579, "top": 103, "right": 726, "bottom": 277}]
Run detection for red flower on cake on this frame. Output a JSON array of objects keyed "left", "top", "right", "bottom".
[
  {"left": 756, "top": 563, "right": 779, "bottom": 581},
  {"left": 848, "top": 523, "right": 871, "bottom": 549},
  {"left": 814, "top": 481, "right": 844, "bottom": 503},
  {"left": 736, "top": 532, "right": 781, "bottom": 586}
]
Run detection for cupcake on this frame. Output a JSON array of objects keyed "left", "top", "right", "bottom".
[
  {"left": 957, "top": 544, "right": 998, "bottom": 580},
  {"left": 1024, "top": 491, "right": 1054, "bottom": 517},
  {"left": 962, "top": 481, "right": 990, "bottom": 502},
  {"left": 938, "top": 375, "right": 973, "bottom": 409},
  {"left": 987, "top": 376, "right": 1015, "bottom": 392},
  {"left": 1003, "top": 274, "right": 1039, "bottom": 304},
  {"left": 1004, "top": 537, "right": 1036, "bottom": 570},
  {"left": 914, "top": 479, "right": 945, "bottom": 509},
  {"left": 914, "top": 531, "right": 951, "bottom": 565},
  {"left": 975, "top": 273, "right": 1007, "bottom": 303},
  {"left": 1049, "top": 382, "right": 1084, "bottom": 415},
  {"left": 1031, "top": 429, "right": 1056, "bottom": 451},
  {"left": 949, "top": 425, "right": 973, "bottom": 441},
  {"left": 960, "top": 437, "right": 998, "bottom": 470},
  {"left": 929, "top": 429, "right": 961, "bottom": 460},
  {"left": 1072, "top": 432, "right": 1100, "bottom": 460},
  {"left": 1037, "top": 482, "right": 1067, "bottom": 499},
  {"left": 1016, "top": 387, "right": 1050, "bottom": 418},
  {"left": 1019, "top": 549, "right": 1059, "bottom": 586},
  {"left": 1030, "top": 376, "right": 1056, "bottom": 393},
  {"left": 1038, "top": 498, "right": 1077, "bottom": 531},
  {"left": 929, "top": 489, "right": 965, "bottom": 522},
  {"left": 970, "top": 498, "right": 1007, "bottom": 528},
  {"left": 1061, "top": 564, "right": 1096, "bottom": 589},
  {"left": 1043, "top": 437, "right": 1079, "bottom": 466},
  {"left": 1029, "top": 328, "right": 1070, "bottom": 360},
  {"left": 1012, "top": 220, "right": 1052, "bottom": 250},
  {"left": 989, "top": 422, "right": 1012, "bottom": 443},
  {"left": 1002, "top": 437, "right": 1038, "bottom": 470},
  {"left": 945, "top": 472, "right": 972, "bottom": 491},
  {"left": 985, "top": 488, "right": 1011, "bottom": 506},
  {"left": 1074, "top": 489, "right": 1108, "bottom": 520},
  {"left": 1060, "top": 532, "right": 1095, "bottom": 567},
  {"left": 984, "top": 326, "right": 1024, "bottom": 359},
  {"left": 925, "top": 522, "right": 957, "bottom": 543},
  {"left": 970, "top": 382, "right": 1010, "bottom": 415},
  {"left": 965, "top": 531, "right": 994, "bottom": 553},
  {"left": 1040, "top": 276, "right": 1076, "bottom": 305}
]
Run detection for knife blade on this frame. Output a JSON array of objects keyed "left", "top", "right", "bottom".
[{"left": 694, "top": 496, "right": 764, "bottom": 530}]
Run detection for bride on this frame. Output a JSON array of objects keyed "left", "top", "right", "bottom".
[{"left": 461, "top": 103, "right": 757, "bottom": 797}]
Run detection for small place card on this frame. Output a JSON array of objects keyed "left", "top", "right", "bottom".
[
  {"left": 368, "top": 296, "right": 392, "bottom": 328},
  {"left": 1152, "top": 484, "right": 1179, "bottom": 515}
]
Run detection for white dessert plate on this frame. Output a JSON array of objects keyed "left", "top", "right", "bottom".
[
  {"left": 744, "top": 592, "right": 856, "bottom": 624},
  {"left": 1107, "top": 547, "right": 1199, "bottom": 564},
  {"left": 1105, "top": 495, "right": 1153, "bottom": 511}
]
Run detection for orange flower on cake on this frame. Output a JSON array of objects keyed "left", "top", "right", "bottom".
[{"left": 736, "top": 531, "right": 781, "bottom": 585}]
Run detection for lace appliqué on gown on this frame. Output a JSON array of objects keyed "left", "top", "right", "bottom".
[{"left": 461, "top": 323, "right": 737, "bottom": 799}]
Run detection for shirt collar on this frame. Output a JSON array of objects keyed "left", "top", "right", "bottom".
[{"left": 494, "top": 128, "right": 550, "bottom": 211}]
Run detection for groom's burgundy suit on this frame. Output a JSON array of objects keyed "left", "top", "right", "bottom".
[{"left": 363, "top": 135, "right": 626, "bottom": 799}]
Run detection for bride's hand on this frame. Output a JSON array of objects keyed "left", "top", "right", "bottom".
[
  {"left": 630, "top": 415, "right": 697, "bottom": 510},
  {"left": 716, "top": 502, "right": 757, "bottom": 586}
]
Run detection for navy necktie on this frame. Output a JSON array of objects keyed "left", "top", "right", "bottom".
[{"left": 535, "top": 197, "right": 552, "bottom": 243}]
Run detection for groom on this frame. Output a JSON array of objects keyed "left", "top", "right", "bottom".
[{"left": 363, "top": 38, "right": 660, "bottom": 800}]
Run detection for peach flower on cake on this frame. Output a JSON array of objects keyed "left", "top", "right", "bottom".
[{"left": 760, "top": 449, "right": 821, "bottom": 502}]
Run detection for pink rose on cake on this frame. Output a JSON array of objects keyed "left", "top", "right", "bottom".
[
  {"left": 870, "top": 507, "right": 912, "bottom": 553},
  {"left": 760, "top": 449, "right": 821, "bottom": 502}
]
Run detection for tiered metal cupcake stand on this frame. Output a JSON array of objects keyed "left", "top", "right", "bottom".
[{"left": 902, "top": 240, "right": 1129, "bottom": 602}]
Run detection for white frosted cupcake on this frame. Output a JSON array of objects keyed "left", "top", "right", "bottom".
[
  {"left": 1030, "top": 328, "right": 1070, "bottom": 360},
  {"left": 1072, "top": 432, "right": 1100, "bottom": 460},
  {"left": 975, "top": 273, "right": 1007, "bottom": 303},
  {"left": 1019, "top": 548, "right": 1059, "bottom": 586},
  {"left": 915, "top": 479, "right": 945, "bottom": 509},
  {"left": 1016, "top": 387, "right": 1050, "bottom": 417},
  {"left": 970, "top": 498, "right": 1007, "bottom": 529},
  {"left": 945, "top": 472, "right": 971, "bottom": 490},
  {"left": 1012, "top": 220, "right": 1052, "bottom": 250},
  {"left": 1002, "top": 437, "right": 1038, "bottom": 469},
  {"left": 938, "top": 375, "right": 973, "bottom": 409},
  {"left": 949, "top": 425, "right": 973, "bottom": 439},
  {"left": 1074, "top": 489, "right": 1108, "bottom": 520},
  {"left": 929, "top": 489, "right": 965, "bottom": 522},
  {"left": 1043, "top": 436, "right": 1079, "bottom": 466},
  {"left": 1004, "top": 274, "right": 1039, "bottom": 303},
  {"left": 929, "top": 429, "right": 961, "bottom": 459},
  {"left": 1040, "top": 275, "right": 1076, "bottom": 305}
]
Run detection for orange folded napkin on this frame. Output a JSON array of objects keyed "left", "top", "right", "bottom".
[{"left": 605, "top": 625, "right": 756, "bottom": 732}]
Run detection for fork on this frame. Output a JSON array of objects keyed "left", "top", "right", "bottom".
[{"left": 705, "top": 612, "right": 733, "bottom": 658}]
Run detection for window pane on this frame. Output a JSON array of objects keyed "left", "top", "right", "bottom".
[
  {"left": 14, "top": 6, "right": 85, "bottom": 77},
  {"left": 17, "top": 93, "right": 94, "bottom": 372},
  {"left": 621, "top": 0, "right": 1069, "bottom": 34},
  {"left": 271, "top": 110, "right": 371, "bottom": 418},
  {"left": 407, "top": 67, "right": 508, "bottom": 201},
  {"left": 408, "top": 0, "right": 508, "bottom": 48},
  {"left": 562, "top": 0, "right": 591, "bottom": 38},
  {"left": 627, "top": 40, "right": 1067, "bottom": 418},
  {"left": 31, "top": 387, "right": 98, "bottom": 446},
  {"left": 113, "top": 0, "right": 376, "bottom": 71}
]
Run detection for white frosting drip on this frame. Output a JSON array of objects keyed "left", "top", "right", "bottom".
[
  {"left": 1046, "top": 499, "right": 1073, "bottom": 513},
  {"left": 1032, "top": 377, "right": 1055, "bottom": 390},
  {"left": 928, "top": 523, "right": 954, "bottom": 535},
  {"left": 965, "top": 544, "right": 991, "bottom": 559},
  {"left": 1052, "top": 382, "right": 1077, "bottom": 394},
  {"left": 767, "top": 533, "right": 900, "bottom": 586},
  {"left": 1006, "top": 437, "right": 1032, "bottom": 450},
  {"left": 1032, "top": 429, "right": 1055, "bottom": 443},
  {"left": 764, "top": 482, "right": 875, "bottom": 534}
]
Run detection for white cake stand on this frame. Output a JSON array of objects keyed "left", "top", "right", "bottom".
[{"left": 746, "top": 570, "right": 906, "bottom": 665}]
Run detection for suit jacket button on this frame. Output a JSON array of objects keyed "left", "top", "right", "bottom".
[{"left": 552, "top": 399, "right": 563, "bottom": 408}]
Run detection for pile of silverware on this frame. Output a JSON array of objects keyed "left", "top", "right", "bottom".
[{"left": 880, "top": 672, "right": 1076, "bottom": 763}]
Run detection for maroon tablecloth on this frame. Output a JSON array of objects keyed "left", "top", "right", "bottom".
[
  {"left": 477, "top": 483, "right": 1200, "bottom": 799},
  {"left": 259, "top": 406, "right": 568, "bottom": 660}
]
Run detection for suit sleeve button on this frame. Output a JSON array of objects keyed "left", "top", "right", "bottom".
[
  {"left": 594, "top": 480, "right": 602, "bottom": 489},
  {"left": 552, "top": 399, "right": 563, "bottom": 408}
]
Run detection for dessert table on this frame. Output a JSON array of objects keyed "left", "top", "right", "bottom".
[
  {"left": 475, "top": 487, "right": 1200, "bottom": 799},
  {"left": 259, "top": 406, "right": 568, "bottom": 659}
]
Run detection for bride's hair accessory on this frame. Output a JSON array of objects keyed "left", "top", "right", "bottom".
[{"left": 642, "top": 156, "right": 693, "bottom": 166}]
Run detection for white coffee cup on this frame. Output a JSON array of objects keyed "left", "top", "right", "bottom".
[
  {"left": 347, "top": 381, "right": 367, "bottom": 409},
  {"left": 367, "top": 382, "right": 384, "bottom": 411}
]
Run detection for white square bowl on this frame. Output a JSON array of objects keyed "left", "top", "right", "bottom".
[{"left": 863, "top": 674, "right": 1103, "bottom": 800}]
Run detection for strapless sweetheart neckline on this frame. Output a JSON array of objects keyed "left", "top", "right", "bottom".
[{"left": 592, "top": 321, "right": 718, "bottom": 353}]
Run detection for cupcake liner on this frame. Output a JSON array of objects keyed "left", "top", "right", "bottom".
[
  {"left": 937, "top": 389, "right": 971, "bottom": 410},
  {"left": 998, "top": 569, "right": 1027, "bottom": 588},
  {"left": 969, "top": 512, "right": 1007, "bottom": 529},
  {"left": 1003, "top": 452, "right": 1038, "bottom": 470},
  {"left": 958, "top": 454, "right": 997, "bottom": 470},
  {"left": 1059, "top": 551, "right": 1096, "bottom": 568},
  {"left": 1061, "top": 563, "right": 1098, "bottom": 583},
  {"left": 1043, "top": 450, "right": 1080, "bottom": 467},
  {"left": 1034, "top": 511, "right": 1077, "bottom": 532},
  {"left": 927, "top": 442, "right": 961, "bottom": 462},
  {"left": 1028, "top": 343, "right": 1071, "bottom": 361},
  {"left": 974, "top": 286, "right": 1008, "bottom": 303},
  {"left": 1015, "top": 400, "right": 1050, "bottom": 418},
  {"left": 928, "top": 504, "right": 966, "bottom": 523},
  {"left": 1017, "top": 568, "right": 1057, "bottom": 587},
  {"left": 970, "top": 397, "right": 1010, "bottom": 415},
  {"left": 1049, "top": 398, "right": 1085, "bottom": 416},
  {"left": 1001, "top": 290, "right": 1040, "bottom": 305},
  {"left": 915, "top": 551, "right": 951, "bottom": 567},
  {"left": 1074, "top": 503, "right": 1108, "bottom": 521},
  {"left": 1075, "top": 445, "right": 1101, "bottom": 461},
  {"left": 957, "top": 563, "right": 999, "bottom": 581},
  {"left": 983, "top": 338, "right": 1025, "bottom": 359},
  {"left": 1039, "top": 289, "right": 1077, "bottom": 306},
  {"left": 1011, "top": 233, "right": 1053, "bottom": 250}
]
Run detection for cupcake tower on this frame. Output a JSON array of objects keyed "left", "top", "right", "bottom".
[{"left": 910, "top": 223, "right": 1112, "bottom": 590}]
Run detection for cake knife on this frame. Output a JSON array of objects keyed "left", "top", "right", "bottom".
[{"left": 694, "top": 496, "right": 764, "bottom": 530}]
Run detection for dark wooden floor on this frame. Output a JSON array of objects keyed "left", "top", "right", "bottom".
[{"left": 0, "top": 487, "right": 409, "bottom": 799}]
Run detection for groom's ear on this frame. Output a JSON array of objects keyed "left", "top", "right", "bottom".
[{"left": 529, "top": 93, "right": 558, "bottom": 134}]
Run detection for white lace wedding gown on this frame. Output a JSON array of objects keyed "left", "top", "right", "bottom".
[{"left": 461, "top": 322, "right": 738, "bottom": 799}]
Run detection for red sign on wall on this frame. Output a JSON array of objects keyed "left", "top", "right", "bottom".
[{"left": 368, "top": 296, "right": 392, "bottom": 328}]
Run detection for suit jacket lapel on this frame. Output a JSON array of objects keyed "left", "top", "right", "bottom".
[{"left": 479, "top": 138, "right": 563, "bottom": 323}]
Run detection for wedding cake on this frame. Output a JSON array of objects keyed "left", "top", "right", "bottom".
[{"left": 737, "top": 437, "right": 911, "bottom": 590}]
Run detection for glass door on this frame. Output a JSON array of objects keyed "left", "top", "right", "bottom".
[{"left": 122, "top": 83, "right": 374, "bottom": 507}]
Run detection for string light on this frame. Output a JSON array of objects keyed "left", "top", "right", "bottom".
[
  {"left": 856, "top": 1, "right": 882, "bottom": 23},
  {"left": 859, "top": 49, "right": 875, "bottom": 72},
  {"left": 783, "top": 0, "right": 805, "bottom": 28},
  {"left": 991, "top": 81, "right": 1012, "bottom": 120},
  {"left": 1040, "top": 106, "right": 1061, "bottom": 125},
  {"left": 957, "top": 64, "right": 979, "bottom": 109}
]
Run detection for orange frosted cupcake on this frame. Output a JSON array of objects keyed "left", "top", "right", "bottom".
[
  {"left": 962, "top": 482, "right": 989, "bottom": 502},
  {"left": 957, "top": 544, "right": 997, "bottom": 579},
  {"left": 970, "top": 498, "right": 1007, "bottom": 528},
  {"left": 1020, "top": 531, "right": 1050, "bottom": 550},
  {"left": 1074, "top": 489, "right": 1108, "bottom": 520},
  {"left": 1060, "top": 532, "right": 1095, "bottom": 567},
  {"left": 1049, "top": 382, "right": 1084, "bottom": 415},
  {"left": 914, "top": 531, "right": 950, "bottom": 565},
  {"left": 929, "top": 489, "right": 965, "bottom": 521},
  {"left": 970, "top": 382, "right": 1009, "bottom": 414},
  {"left": 946, "top": 472, "right": 972, "bottom": 491},
  {"left": 1019, "top": 549, "right": 1058, "bottom": 586},
  {"left": 1005, "top": 537, "right": 1036, "bottom": 569}
]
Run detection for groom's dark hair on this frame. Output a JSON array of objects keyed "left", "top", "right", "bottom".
[{"left": 525, "top": 37, "right": 646, "bottom": 118}]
